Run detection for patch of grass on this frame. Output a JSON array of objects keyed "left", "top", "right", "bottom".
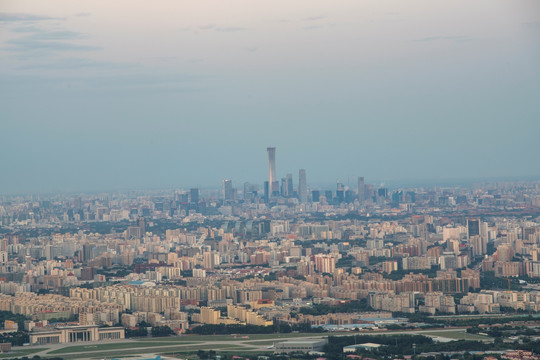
[
  {"left": 0, "top": 347, "right": 46, "bottom": 359},
  {"left": 52, "top": 343, "right": 245, "bottom": 359},
  {"left": 49, "top": 341, "right": 182, "bottom": 354}
]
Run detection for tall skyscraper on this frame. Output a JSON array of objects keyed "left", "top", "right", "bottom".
[
  {"left": 263, "top": 181, "right": 269, "bottom": 203},
  {"left": 267, "top": 147, "right": 279, "bottom": 196},
  {"left": 325, "top": 190, "right": 333, "bottom": 203},
  {"left": 336, "top": 189, "right": 344, "bottom": 203},
  {"left": 312, "top": 190, "right": 320, "bottom": 202},
  {"left": 280, "top": 178, "right": 288, "bottom": 197},
  {"left": 223, "top": 179, "right": 233, "bottom": 201},
  {"left": 298, "top": 169, "right": 307, "bottom": 203},
  {"left": 190, "top": 188, "right": 199, "bottom": 204},
  {"left": 243, "top": 182, "right": 258, "bottom": 201},
  {"left": 467, "top": 219, "right": 480, "bottom": 239},
  {"left": 137, "top": 217, "right": 146, "bottom": 234},
  {"left": 467, "top": 218, "right": 488, "bottom": 256},
  {"left": 358, "top": 176, "right": 365, "bottom": 203},
  {"left": 286, "top": 173, "right": 293, "bottom": 196}
]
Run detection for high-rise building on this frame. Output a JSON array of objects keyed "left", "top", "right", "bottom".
[
  {"left": 280, "top": 178, "right": 288, "bottom": 197},
  {"left": 223, "top": 179, "right": 233, "bottom": 201},
  {"left": 312, "top": 190, "right": 320, "bottom": 202},
  {"left": 377, "top": 187, "right": 388, "bottom": 199},
  {"left": 190, "top": 188, "right": 199, "bottom": 204},
  {"left": 200, "top": 307, "right": 220, "bottom": 324},
  {"left": 336, "top": 190, "right": 344, "bottom": 203},
  {"left": 345, "top": 189, "right": 355, "bottom": 203},
  {"left": 263, "top": 181, "right": 269, "bottom": 203},
  {"left": 243, "top": 182, "right": 258, "bottom": 201},
  {"left": 314, "top": 254, "right": 336, "bottom": 274},
  {"left": 467, "top": 218, "right": 490, "bottom": 257},
  {"left": 267, "top": 147, "right": 279, "bottom": 196},
  {"left": 298, "top": 169, "right": 307, "bottom": 203},
  {"left": 286, "top": 173, "right": 293, "bottom": 196},
  {"left": 469, "top": 235, "right": 487, "bottom": 257},
  {"left": 325, "top": 190, "right": 333, "bottom": 203},
  {"left": 365, "top": 184, "right": 375, "bottom": 202},
  {"left": 467, "top": 219, "right": 480, "bottom": 239},
  {"left": 358, "top": 177, "right": 365, "bottom": 203},
  {"left": 137, "top": 217, "right": 146, "bottom": 235}
]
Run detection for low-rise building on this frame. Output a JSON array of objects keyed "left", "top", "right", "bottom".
[
  {"left": 274, "top": 339, "right": 328, "bottom": 354},
  {"left": 29, "top": 325, "right": 125, "bottom": 345}
]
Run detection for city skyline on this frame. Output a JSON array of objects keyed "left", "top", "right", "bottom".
[
  {"left": 1, "top": 144, "right": 540, "bottom": 196},
  {"left": 1, "top": 0, "right": 539, "bottom": 194}
]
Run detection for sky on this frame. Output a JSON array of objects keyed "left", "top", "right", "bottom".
[{"left": 1, "top": 0, "right": 539, "bottom": 194}]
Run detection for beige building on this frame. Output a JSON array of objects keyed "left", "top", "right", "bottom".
[
  {"left": 30, "top": 325, "right": 124, "bottom": 345},
  {"left": 121, "top": 313, "right": 137, "bottom": 328},
  {"left": 227, "top": 304, "right": 272, "bottom": 326},
  {"left": 200, "top": 307, "right": 220, "bottom": 324}
]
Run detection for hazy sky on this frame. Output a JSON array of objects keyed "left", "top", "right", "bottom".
[{"left": 1, "top": 0, "right": 539, "bottom": 194}]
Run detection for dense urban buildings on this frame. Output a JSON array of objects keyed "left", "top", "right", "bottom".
[{"left": 0, "top": 147, "right": 539, "bottom": 357}]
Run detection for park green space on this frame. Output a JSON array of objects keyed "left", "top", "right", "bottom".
[
  {"left": 0, "top": 347, "right": 45, "bottom": 359},
  {"left": 49, "top": 340, "right": 203, "bottom": 354},
  {"left": 57, "top": 343, "right": 266, "bottom": 360}
]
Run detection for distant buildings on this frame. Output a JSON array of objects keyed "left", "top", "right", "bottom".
[
  {"left": 299, "top": 169, "right": 307, "bottom": 203},
  {"left": 267, "top": 147, "right": 279, "bottom": 197},
  {"left": 223, "top": 179, "right": 234, "bottom": 201},
  {"left": 0, "top": 146, "right": 538, "bottom": 343}
]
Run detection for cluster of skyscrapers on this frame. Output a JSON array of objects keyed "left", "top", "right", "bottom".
[
  {"left": 222, "top": 147, "right": 358, "bottom": 205},
  {"left": 264, "top": 147, "right": 308, "bottom": 203}
]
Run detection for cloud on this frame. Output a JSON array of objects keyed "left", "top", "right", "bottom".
[
  {"left": 27, "top": 30, "right": 85, "bottom": 41},
  {"left": 196, "top": 24, "right": 247, "bottom": 32},
  {"left": 304, "top": 15, "right": 325, "bottom": 21},
  {"left": 412, "top": 36, "right": 472, "bottom": 43},
  {"left": 0, "top": 13, "right": 62, "bottom": 22},
  {"left": 74, "top": 12, "right": 91, "bottom": 17},
  {"left": 17, "top": 58, "right": 137, "bottom": 71},
  {"left": 11, "top": 26, "right": 42, "bottom": 33},
  {"left": 302, "top": 23, "right": 335, "bottom": 30},
  {"left": 6, "top": 38, "right": 100, "bottom": 52},
  {"left": 3, "top": 29, "right": 98, "bottom": 57},
  {"left": 243, "top": 47, "right": 258, "bottom": 52},
  {"left": 303, "top": 25, "right": 325, "bottom": 30},
  {"left": 215, "top": 26, "right": 247, "bottom": 32}
]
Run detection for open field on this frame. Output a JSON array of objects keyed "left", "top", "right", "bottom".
[
  {"left": 57, "top": 344, "right": 269, "bottom": 360},
  {"left": 0, "top": 328, "right": 489, "bottom": 360},
  {"left": 48, "top": 340, "right": 216, "bottom": 354},
  {"left": 0, "top": 347, "right": 45, "bottom": 359}
]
